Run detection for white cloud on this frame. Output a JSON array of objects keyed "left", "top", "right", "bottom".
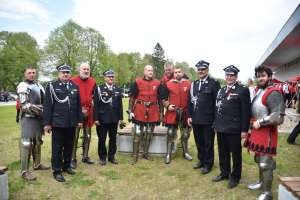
[
  {"left": 71, "top": 0, "right": 300, "bottom": 81},
  {"left": 0, "top": 0, "right": 49, "bottom": 21}
]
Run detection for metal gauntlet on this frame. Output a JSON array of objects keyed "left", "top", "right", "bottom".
[
  {"left": 258, "top": 112, "right": 284, "bottom": 126},
  {"left": 20, "top": 92, "right": 43, "bottom": 117}
]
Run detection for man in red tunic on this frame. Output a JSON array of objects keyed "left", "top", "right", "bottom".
[
  {"left": 161, "top": 62, "right": 174, "bottom": 85},
  {"left": 160, "top": 67, "right": 193, "bottom": 164},
  {"left": 70, "top": 63, "right": 96, "bottom": 168},
  {"left": 128, "top": 65, "right": 161, "bottom": 164},
  {"left": 244, "top": 66, "right": 285, "bottom": 200}
]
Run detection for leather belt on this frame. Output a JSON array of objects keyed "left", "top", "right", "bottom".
[{"left": 135, "top": 99, "right": 158, "bottom": 107}]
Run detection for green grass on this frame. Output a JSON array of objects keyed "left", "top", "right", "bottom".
[
  {"left": 0, "top": 104, "right": 300, "bottom": 199},
  {"left": 65, "top": 172, "right": 96, "bottom": 187},
  {"left": 99, "top": 170, "right": 121, "bottom": 180}
]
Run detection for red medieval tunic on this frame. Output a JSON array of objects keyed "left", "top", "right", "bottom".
[
  {"left": 245, "top": 86, "right": 282, "bottom": 156},
  {"left": 71, "top": 76, "right": 96, "bottom": 127},
  {"left": 163, "top": 79, "right": 191, "bottom": 126},
  {"left": 131, "top": 78, "right": 160, "bottom": 124}
]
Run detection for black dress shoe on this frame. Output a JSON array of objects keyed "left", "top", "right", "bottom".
[
  {"left": 201, "top": 167, "right": 211, "bottom": 174},
  {"left": 142, "top": 154, "right": 152, "bottom": 160},
  {"left": 53, "top": 173, "right": 65, "bottom": 182},
  {"left": 228, "top": 179, "right": 239, "bottom": 189},
  {"left": 193, "top": 162, "right": 204, "bottom": 169},
  {"left": 212, "top": 175, "right": 229, "bottom": 182},
  {"left": 63, "top": 168, "right": 76, "bottom": 175},
  {"left": 82, "top": 157, "right": 95, "bottom": 164},
  {"left": 108, "top": 158, "right": 118, "bottom": 165},
  {"left": 99, "top": 159, "right": 107, "bottom": 166}
]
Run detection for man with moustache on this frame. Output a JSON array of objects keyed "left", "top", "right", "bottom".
[
  {"left": 43, "top": 64, "right": 83, "bottom": 182},
  {"left": 188, "top": 60, "right": 220, "bottom": 174},
  {"left": 17, "top": 66, "right": 50, "bottom": 181},
  {"left": 160, "top": 67, "right": 193, "bottom": 164},
  {"left": 244, "top": 66, "right": 285, "bottom": 200},
  {"left": 212, "top": 65, "right": 251, "bottom": 189},
  {"left": 93, "top": 69, "right": 123, "bottom": 165},
  {"left": 128, "top": 65, "right": 161, "bottom": 164},
  {"left": 70, "top": 63, "right": 96, "bottom": 168}
]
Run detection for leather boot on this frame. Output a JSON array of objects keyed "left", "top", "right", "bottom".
[{"left": 22, "top": 171, "right": 37, "bottom": 181}]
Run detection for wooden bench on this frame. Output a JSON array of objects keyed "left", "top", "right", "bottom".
[
  {"left": 117, "top": 124, "right": 176, "bottom": 155},
  {"left": 279, "top": 177, "right": 300, "bottom": 200}
]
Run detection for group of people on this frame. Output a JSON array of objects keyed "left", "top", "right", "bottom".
[
  {"left": 17, "top": 63, "right": 124, "bottom": 183},
  {"left": 16, "top": 60, "right": 285, "bottom": 200},
  {"left": 282, "top": 80, "right": 298, "bottom": 108}
]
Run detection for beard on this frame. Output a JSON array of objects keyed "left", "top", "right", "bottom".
[
  {"left": 175, "top": 76, "right": 182, "bottom": 81},
  {"left": 79, "top": 73, "right": 89, "bottom": 80},
  {"left": 258, "top": 79, "right": 270, "bottom": 89}
]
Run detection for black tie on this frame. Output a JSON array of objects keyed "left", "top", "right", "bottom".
[
  {"left": 199, "top": 80, "right": 204, "bottom": 91},
  {"left": 64, "top": 83, "right": 69, "bottom": 90}
]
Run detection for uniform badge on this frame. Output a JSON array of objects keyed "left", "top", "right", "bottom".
[
  {"left": 227, "top": 92, "right": 232, "bottom": 100},
  {"left": 71, "top": 89, "right": 78, "bottom": 94},
  {"left": 227, "top": 93, "right": 238, "bottom": 100}
]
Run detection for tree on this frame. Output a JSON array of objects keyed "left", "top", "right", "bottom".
[
  {"left": 81, "top": 27, "right": 108, "bottom": 76},
  {"left": 115, "top": 52, "right": 145, "bottom": 85},
  {"left": 0, "top": 31, "right": 40, "bottom": 90},
  {"left": 44, "top": 20, "right": 110, "bottom": 78},
  {"left": 152, "top": 42, "right": 166, "bottom": 79},
  {"left": 175, "top": 61, "right": 197, "bottom": 81},
  {"left": 44, "top": 20, "right": 85, "bottom": 73}
]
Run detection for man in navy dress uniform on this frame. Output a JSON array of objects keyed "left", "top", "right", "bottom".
[
  {"left": 188, "top": 60, "right": 221, "bottom": 174},
  {"left": 43, "top": 64, "right": 83, "bottom": 182},
  {"left": 93, "top": 69, "right": 123, "bottom": 165},
  {"left": 212, "top": 65, "right": 251, "bottom": 189}
]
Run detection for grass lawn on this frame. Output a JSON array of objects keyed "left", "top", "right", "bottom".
[{"left": 0, "top": 104, "right": 300, "bottom": 200}]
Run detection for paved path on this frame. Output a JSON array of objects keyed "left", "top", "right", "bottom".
[
  {"left": 0, "top": 101, "right": 16, "bottom": 106},
  {"left": 279, "top": 108, "right": 299, "bottom": 133}
]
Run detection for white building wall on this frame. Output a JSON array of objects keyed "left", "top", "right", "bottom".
[{"left": 273, "top": 62, "right": 300, "bottom": 81}]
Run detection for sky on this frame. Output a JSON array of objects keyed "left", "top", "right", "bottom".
[{"left": 0, "top": 0, "right": 300, "bottom": 82}]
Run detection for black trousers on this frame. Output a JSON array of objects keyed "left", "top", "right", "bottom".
[
  {"left": 51, "top": 127, "right": 76, "bottom": 174},
  {"left": 96, "top": 123, "right": 118, "bottom": 160},
  {"left": 288, "top": 122, "right": 300, "bottom": 143},
  {"left": 216, "top": 132, "right": 242, "bottom": 182},
  {"left": 192, "top": 124, "right": 215, "bottom": 168}
]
